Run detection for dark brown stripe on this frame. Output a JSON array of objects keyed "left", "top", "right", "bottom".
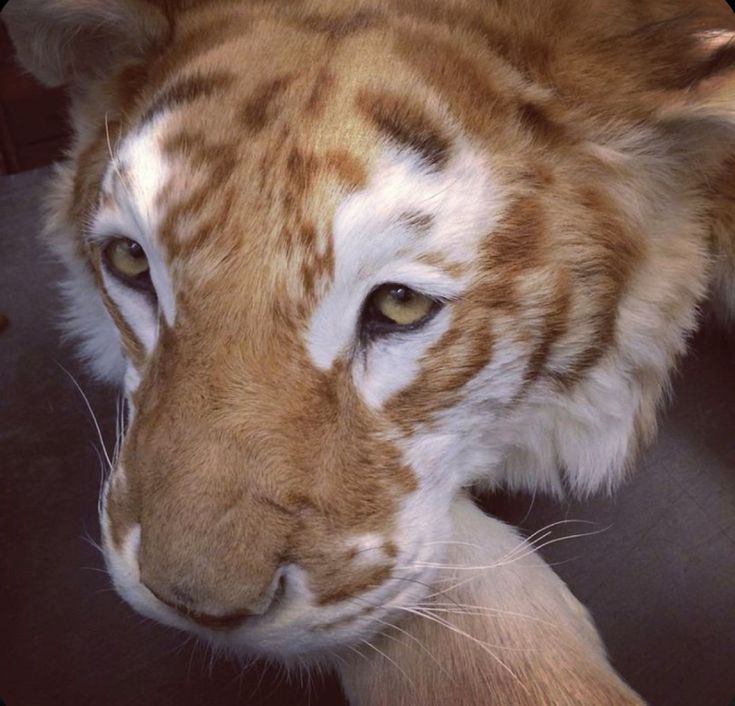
[
  {"left": 357, "top": 90, "right": 451, "bottom": 170},
  {"left": 687, "top": 40, "right": 735, "bottom": 86},
  {"left": 139, "top": 71, "right": 235, "bottom": 126},
  {"left": 394, "top": 29, "right": 515, "bottom": 142},
  {"left": 89, "top": 251, "right": 147, "bottom": 369},
  {"left": 305, "top": 68, "right": 336, "bottom": 117},
  {"left": 286, "top": 147, "right": 318, "bottom": 196},
  {"left": 299, "top": 9, "right": 382, "bottom": 39},
  {"left": 146, "top": 15, "right": 253, "bottom": 88},
  {"left": 517, "top": 101, "right": 568, "bottom": 145},
  {"left": 552, "top": 187, "right": 643, "bottom": 387},
  {"left": 240, "top": 74, "right": 295, "bottom": 134},
  {"left": 399, "top": 211, "right": 434, "bottom": 233},
  {"left": 323, "top": 149, "right": 368, "bottom": 189},
  {"left": 161, "top": 130, "right": 238, "bottom": 183},
  {"left": 317, "top": 564, "right": 393, "bottom": 605},
  {"left": 481, "top": 197, "right": 546, "bottom": 274},
  {"left": 385, "top": 306, "right": 496, "bottom": 433},
  {"left": 522, "top": 272, "right": 571, "bottom": 388},
  {"left": 158, "top": 131, "right": 239, "bottom": 255}
]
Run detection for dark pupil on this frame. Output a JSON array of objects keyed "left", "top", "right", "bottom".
[
  {"left": 390, "top": 286, "right": 412, "bottom": 302},
  {"left": 127, "top": 240, "right": 144, "bottom": 259}
]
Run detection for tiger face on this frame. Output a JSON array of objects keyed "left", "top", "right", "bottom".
[{"left": 6, "top": 0, "right": 734, "bottom": 659}]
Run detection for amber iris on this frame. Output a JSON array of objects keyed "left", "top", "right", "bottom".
[
  {"left": 103, "top": 237, "right": 150, "bottom": 282},
  {"left": 370, "top": 284, "right": 435, "bottom": 326}
]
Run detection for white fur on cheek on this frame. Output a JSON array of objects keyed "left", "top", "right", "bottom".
[
  {"left": 102, "top": 274, "right": 159, "bottom": 350},
  {"left": 58, "top": 257, "right": 127, "bottom": 383},
  {"left": 124, "top": 362, "right": 141, "bottom": 394},
  {"left": 398, "top": 336, "right": 532, "bottom": 491},
  {"left": 354, "top": 311, "right": 451, "bottom": 408}
]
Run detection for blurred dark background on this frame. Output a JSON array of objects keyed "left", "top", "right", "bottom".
[{"left": 1, "top": 11, "right": 734, "bottom": 706}]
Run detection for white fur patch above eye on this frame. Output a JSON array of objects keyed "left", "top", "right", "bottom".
[
  {"left": 99, "top": 118, "right": 177, "bottom": 314},
  {"left": 306, "top": 140, "right": 507, "bottom": 408}
]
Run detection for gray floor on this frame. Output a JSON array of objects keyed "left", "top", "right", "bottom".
[{"left": 1, "top": 167, "right": 734, "bottom": 706}]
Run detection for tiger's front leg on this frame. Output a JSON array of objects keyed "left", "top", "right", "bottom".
[{"left": 337, "top": 494, "right": 644, "bottom": 706}]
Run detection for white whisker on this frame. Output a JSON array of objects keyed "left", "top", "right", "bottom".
[
  {"left": 371, "top": 614, "right": 451, "bottom": 678},
  {"left": 57, "top": 362, "right": 114, "bottom": 470},
  {"left": 346, "top": 644, "right": 370, "bottom": 664},
  {"left": 360, "top": 638, "right": 415, "bottom": 688},
  {"left": 412, "top": 603, "right": 555, "bottom": 627},
  {"left": 396, "top": 606, "right": 529, "bottom": 693}
]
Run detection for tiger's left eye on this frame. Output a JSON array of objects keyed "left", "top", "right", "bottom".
[
  {"left": 361, "top": 283, "right": 441, "bottom": 339},
  {"left": 102, "top": 237, "right": 152, "bottom": 290}
]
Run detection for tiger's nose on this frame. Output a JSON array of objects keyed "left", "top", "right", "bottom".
[{"left": 142, "top": 568, "right": 287, "bottom": 630}]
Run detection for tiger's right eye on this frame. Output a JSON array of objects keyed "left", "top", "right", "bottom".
[
  {"left": 372, "top": 284, "right": 435, "bottom": 326},
  {"left": 360, "top": 283, "right": 443, "bottom": 340},
  {"left": 102, "top": 237, "right": 153, "bottom": 291}
]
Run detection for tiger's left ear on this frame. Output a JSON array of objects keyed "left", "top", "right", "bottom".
[{"left": 2, "top": 0, "right": 170, "bottom": 88}]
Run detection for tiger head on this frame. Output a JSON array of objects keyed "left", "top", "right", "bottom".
[{"left": 6, "top": 0, "right": 734, "bottom": 659}]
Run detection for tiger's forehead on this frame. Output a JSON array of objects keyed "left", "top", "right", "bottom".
[
  {"left": 93, "top": 49, "right": 503, "bottom": 334},
  {"left": 98, "top": 82, "right": 372, "bottom": 314}
]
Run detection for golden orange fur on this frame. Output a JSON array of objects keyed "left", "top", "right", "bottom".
[{"left": 5, "top": 0, "right": 734, "bottom": 702}]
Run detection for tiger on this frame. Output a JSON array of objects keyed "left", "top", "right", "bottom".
[{"left": 5, "top": 0, "right": 734, "bottom": 703}]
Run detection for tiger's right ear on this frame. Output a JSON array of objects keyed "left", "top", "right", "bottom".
[{"left": 2, "top": 0, "right": 170, "bottom": 87}]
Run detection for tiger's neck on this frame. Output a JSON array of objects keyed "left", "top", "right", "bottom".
[{"left": 336, "top": 495, "right": 644, "bottom": 706}]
